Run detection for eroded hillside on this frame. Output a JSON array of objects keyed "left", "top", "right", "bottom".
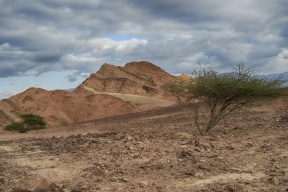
[
  {"left": 0, "top": 61, "right": 177, "bottom": 128},
  {"left": 78, "top": 61, "right": 177, "bottom": 100}
]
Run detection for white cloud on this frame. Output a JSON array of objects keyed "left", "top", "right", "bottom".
[
  {"left": 63, "top": 53, "right": 103, "bottom": 63},
  {"left": 262, "top": 48, "right": 288, "bottom": 74}
]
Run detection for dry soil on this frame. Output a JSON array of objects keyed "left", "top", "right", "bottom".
[{"left": 0, "top": 98, "right": 288, "bottom": 192}]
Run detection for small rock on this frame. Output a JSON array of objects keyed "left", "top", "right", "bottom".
[
  {"left": 62, "top": 188, "right": 71, "bottom": 192},
  {"left": 267, "top": 177, "right": 275, "bottom": 184},
  {"left": 178, "top": 151, "right": 191, "bottom": 158},
  {"left": 120, "top": 178, "right": 128, "bottom": 182},
  {"left": 282, "top": 179, "right": 288, "bottom": 184},
  {"left": 184, "top": 170, "right": 196, "bottom": 176},
  {"left": 245, "top": 142, "right": 254, "bottom": 147},
  {"left": 129, "top": 146, "right": 137, "bottom": 151},
  {"left": 156, "top": 165, "right": 165, "bottom": 169},
  {"left": 283, "top": 168, "right": 288, "bottom": 176},
  {"left": 50, "top": 183, "right": 62, "bottom": 192},
  {"left": 114, "top": 134, "right": 125, "bottom": 140},
  {"left": 198, "top": 165, "right": 207, "bottom": 169},
  {"left": 224, "top": 185, "right": 236, "bottom": 192},
  {"left": 139, "top": 181, "right": 149, "bottom": 188},
  {"left": 273, "top": 177, "right": 281, "bottom": 185},
  {"left": 228, "top": 143, "right": 240, "bottom": 150}
]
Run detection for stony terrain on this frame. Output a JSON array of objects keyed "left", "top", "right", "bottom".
[{"left": 0, "top": 97, "right": 288, "bottom": 192}]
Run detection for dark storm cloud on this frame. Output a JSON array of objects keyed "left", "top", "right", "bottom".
[
  {"left": 247, "top": 47, "right": 280, "bottom": 60},
  {"left": 279, "top": 25, "right": 288, "bottom": 38},
  {"left": 127, "top": 0, "right": 219, "bottom": 23},
  {"left": 0, "top": 62, "right": 34, "bottom": 77},
  {"left": 32, "top": 51, "right": 63, "bottom": 63},
  {"left": 0, "top": 0, "right": 287, "bottom": 79},
  {"left": 0, "top": 66, "right": 19, "bottom": 77},
  {"left": 0, "top": 33, "right": 31, "bottom": 49},
  {"left": 16, "top": 4, "right": 54, "bottom": 21}
]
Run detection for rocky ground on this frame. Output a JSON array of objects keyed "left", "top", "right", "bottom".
[{"left": 0, "top": 97, "right": 288, "bottom": 192}]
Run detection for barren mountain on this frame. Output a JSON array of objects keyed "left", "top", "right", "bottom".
[
  {"left": 0, "top": 87, "right": 137, "bottom": 127},
  {"left": 78, "top": 61, "right": 177, "bottom": 100},
  {"left": 0, "top": 61, "right": 177, "bottom": 128}
]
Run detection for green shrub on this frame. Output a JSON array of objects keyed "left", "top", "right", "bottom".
[
  {"left": 5, "top": 114, "right": 46, "bottom": 133},
  {"left": 20, "top": 114, "right": 46, "bottom": 130},
  {"left": 4, "top": 122, "right": 26, "bottom": 133}
]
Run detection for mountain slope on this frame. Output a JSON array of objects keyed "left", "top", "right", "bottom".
[
  {"left": 0, "top": 87, "right": 137, "bottom": 126},
  {"left": 78, "top": 61, "right": 177, "bottom": 100},
  {"left": 82, "top": 85, "right": 175, "bottom": 110},
  {"left": 0, "top": 61, "right": 177, "bottom": 128}
]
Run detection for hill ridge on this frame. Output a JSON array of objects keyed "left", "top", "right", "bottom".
[{"left": 0, "top": 61, "right": 178, "bottom": 128}]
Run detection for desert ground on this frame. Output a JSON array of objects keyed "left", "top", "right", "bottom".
[{"left": 0, "top": 97, "right": 288, "bottom": 192}]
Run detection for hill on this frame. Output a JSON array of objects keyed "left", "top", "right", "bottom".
[
  {"left": 0, "top": 87, "right": 137, "bottom": 127},
  {"left": 0, "top": 61, "right": 177, "bottom": 128},
  {"left": 77, "top": 61, "right": 177, "bottom": 100}
]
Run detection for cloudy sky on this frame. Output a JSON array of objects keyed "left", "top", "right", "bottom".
[{"left": 1, "top": 0, "right": 288, "bottom": 99}]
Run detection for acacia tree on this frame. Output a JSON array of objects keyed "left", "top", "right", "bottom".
[{"left": 167, "top": 64, "right": 285, "bottom": 135}]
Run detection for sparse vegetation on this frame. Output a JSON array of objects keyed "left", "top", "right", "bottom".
[
  {"left": 5, "top": 113, "right": 46, "bottom": 133},
  {"left": 177, "top": 132, "right": 193, "bottom": 140},
  {"left": 167, "top": 63, "right": 285, "bottom": 135},
  {"left": 59, "top": 119, "right": 68, "bottom": 126},
  {"left": 4, "top": 122, "right": 26, "bottom": 133}
]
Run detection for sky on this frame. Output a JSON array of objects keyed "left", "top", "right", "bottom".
[{"left": 1, "top": 0, "right": 288, "bottom": 99}]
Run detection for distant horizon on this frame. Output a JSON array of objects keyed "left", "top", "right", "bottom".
[{"left": 1, "top": 63, "right": 287, "bottom": 100}]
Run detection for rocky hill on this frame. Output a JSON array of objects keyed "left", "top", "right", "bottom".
[
  {"left": 0, "top": 61, "right": 178, "bottom": 128},
  {"left": 0, "top": 87, "right": 138, "bottom": 127},
  {"left": 78, "top": 61, "right": 177, "bottom": 100}
]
